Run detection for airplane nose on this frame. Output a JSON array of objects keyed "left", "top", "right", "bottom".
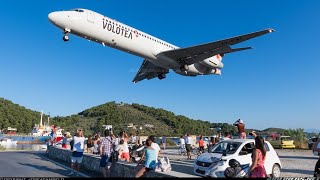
[{"left": 48, "top": 12, "right": 59, "bottom": 24}]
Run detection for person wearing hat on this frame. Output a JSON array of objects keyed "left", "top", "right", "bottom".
[{"left": 233, "top": 119, "right": 246, "bottom": 139}]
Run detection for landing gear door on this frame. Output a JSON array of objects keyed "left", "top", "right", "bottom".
[{"left": 87, "top": 11, "right": 95, "bottom": 23}]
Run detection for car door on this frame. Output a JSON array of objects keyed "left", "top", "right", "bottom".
[
  {"left": 238, "top": 142, "right": 254, "bottom": 165},
  {"left": 264, "top": 142, "right": 273, "bottom": 174}
]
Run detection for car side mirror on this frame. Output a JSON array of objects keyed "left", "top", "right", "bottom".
[{"left": 239, "top": 151, "right": 248, "bottom": 155}]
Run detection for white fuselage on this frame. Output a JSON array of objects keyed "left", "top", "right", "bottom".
[{"left": 48, "top": 9, "right": 222, "bottom": 76}]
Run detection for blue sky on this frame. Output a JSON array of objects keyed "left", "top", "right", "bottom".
[{"left": 0, "top": 1, "right": 319, "bottom": 130}]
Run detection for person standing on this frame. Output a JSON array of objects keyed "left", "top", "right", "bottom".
[
  {"left": 207, "top": 137, "right": 217, "bottom": 152},
  {"left": 233, "top": 119, "right": 246, "bottom": 139},
  {"left": 99, "top": 129, "right": 114, "bottom": 177},
  {"left": 62, "top": 133, "right": 68, "bottom": 149},
  {"left": 121, "top": 132, "right": 130, "bottom": 162},
  {"left": 220, "top": 132, "right": 231, "bottom": 141},
  {"left": 161, "top": 135, "right": 166, "bottom": 150},
  {"left": 198, "top": 135, "right": 204, "bottom": 154},
  {"left": 312, "top": 138, "right": 320, "bottom": 177},
  {"left": 185, "top": 133, "right": 192, "bottom": 160},
  {"left": 86, "top": 136, "right": 94, "bottom": 153},
  {"left": 68, "top": 129, "right": 85, "bottom": 176},
  {"left": 249, "top": 136, "right": 267, "bottom": 178},
  {"left": 178, "top": 135, "right": 185, "bottom": 155},
  {"left": 92, "top": 135, "right": 100, "bottom": 155}
]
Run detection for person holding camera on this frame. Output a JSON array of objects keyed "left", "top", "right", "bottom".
[{"left": 233, "top": 119, "right": 246, "bottom": 139}]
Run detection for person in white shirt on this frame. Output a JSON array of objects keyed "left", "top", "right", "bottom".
[
  {"left": 178, "top": 135, "right": 186, "bottom": 155},
  {"left": 69, "top": 129, "right": 85, "bottom": 176},
  {"left": 149, "top": 135, "right": 161, "bottom": 162}
]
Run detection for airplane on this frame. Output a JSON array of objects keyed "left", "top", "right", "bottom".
[{"left": 48, "top": 8, "right": 275, "bottom": 83}]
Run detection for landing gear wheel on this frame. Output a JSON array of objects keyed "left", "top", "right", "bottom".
[
  {"left": 63, "top": 35, "right": 69, "bottom": 42},
  {"left": 180, "top": 64, "right": 189, "bottom": 71},
  {"left": 158, "top": 73, "right": 166, "bottom": 80}
]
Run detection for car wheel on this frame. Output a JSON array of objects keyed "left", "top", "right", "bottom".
[{"left": 271, "top": 164, "right": 281, "bottom": 177}]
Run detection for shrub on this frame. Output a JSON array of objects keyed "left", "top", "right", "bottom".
[{"left": 284, "top": 128, "right": 308, "bottom": 149}]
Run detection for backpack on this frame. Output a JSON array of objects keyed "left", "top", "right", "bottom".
[{"left": 159, "top": 156, "right": 172, "bottom": 172}]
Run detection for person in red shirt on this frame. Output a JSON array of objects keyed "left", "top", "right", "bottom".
[{"left": 198, "top": 135, "right": 205, "bottom": 154}]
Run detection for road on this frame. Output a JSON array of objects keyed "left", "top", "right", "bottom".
[
  {"left": 0, "top": 151, "right": 73, "bottom": 177},
  {"left": 0, "top": 149, "right": 317, "bottom": 177},
  {"left": 159, "top": 148, "right": 318, "bottom": 177}
]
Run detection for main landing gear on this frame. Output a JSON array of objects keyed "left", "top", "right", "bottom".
[
  {"left": 158, "top": 73, "right": 166, "bottom": 80},
  {"left": 62, "top": 28, "right": 71, "bottom": 42}
]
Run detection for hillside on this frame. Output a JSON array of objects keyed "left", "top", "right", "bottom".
[
  {"left": 1, "top": 98, "right": 305, "bottom": 138},
  {"left": 51, "top": 102, "right": 236, "bottom": 137},
  {"left": 0, "top": 98, "right": 236, "bottom": 136},
  {"left": 0, "top": 98, "right": 48, "bottom": 133}
]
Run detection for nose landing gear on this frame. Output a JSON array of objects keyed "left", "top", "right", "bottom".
[
  {"left": 63, "top": 35, "right": 69, "bottom": 41},
  {"left": 62, "top": 28, "right": 71, "bottom": 42}
]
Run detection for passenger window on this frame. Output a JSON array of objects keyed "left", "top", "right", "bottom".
[
  {"left": 264, "top": 143, "right": 270, "bottom": 152},
  {"left": 239, "top": 142, "right": 254, "bottom": 155}
]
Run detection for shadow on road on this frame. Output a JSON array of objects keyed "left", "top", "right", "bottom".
[
  {"left": 281, "top": 168, "right": 314, "bottom": 176},
  {"left": 18, "top": 162, "right": 67, "bottom": 175},
  {"left": 279, "top": 155, "right": 318, "bottom": 160}
]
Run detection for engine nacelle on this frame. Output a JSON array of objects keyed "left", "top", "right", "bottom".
[
  {"left": 199, "top": 54, "right": 224, "bottom": 69},
  {"left": 190, "top": 63, "right": 222, "bottom": 75}
]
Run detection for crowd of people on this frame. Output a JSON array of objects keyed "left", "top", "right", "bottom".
[{"left": 45, "top": 118, "right": 320, "bottom": 178}]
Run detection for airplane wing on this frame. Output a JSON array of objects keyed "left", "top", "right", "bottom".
[
  {"left": 159, "top": 28, "right": 275, "bottom": 65},
  {"left": 132, "top": 59, "right": 169, "bottom": 83}
]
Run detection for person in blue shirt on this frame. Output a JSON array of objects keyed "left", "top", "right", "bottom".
[{"left": 135, "top": 139, "right": 157, "bottom": 178}]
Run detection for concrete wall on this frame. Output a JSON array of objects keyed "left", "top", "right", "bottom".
[{"left": 47, "top": 146, "right": 195, "bottom": 178}]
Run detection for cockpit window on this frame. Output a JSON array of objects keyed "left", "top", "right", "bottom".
[{"left": 71, "top": 9, "right": 84, "bottom": 12}]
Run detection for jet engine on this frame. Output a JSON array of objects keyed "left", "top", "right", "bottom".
[{"left": 199, "top": 54, "right": 224, "bottom": 69}]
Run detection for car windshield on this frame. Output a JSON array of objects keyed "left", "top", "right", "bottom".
[
  {"left": 281, "top": 137, "right": 293, "bottom": 141},
  {"left": 209, "top": 141, "right": 241, "bottom": 154}
]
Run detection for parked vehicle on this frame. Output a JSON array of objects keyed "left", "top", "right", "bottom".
[
  {"left": 269, "top": 136, "right": 295, "bottom": 149},
  {"left": 193, "top": 139, "right": 281, "bottom": 178},
  {"left": 308, "top": 137, "right": 319, "bottom": 150}
]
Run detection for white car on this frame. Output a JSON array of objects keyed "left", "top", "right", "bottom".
[{"left": 193, "top": 139, "right": 282, "bottom": 177}]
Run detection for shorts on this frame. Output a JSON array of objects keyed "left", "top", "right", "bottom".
[
  {"left": 100, "top": 155, "right": 112, "bottom": 168},
  {"left": 71, "top": 156, "right": 83, "bottom": 163},
  {"left": 199, "top": 146, "right": 204, "bottom": 151},
  {"left": 121, "top": 152, "right": 130, "bottom": 161},
  {"left": 186, "top": 144, "right": 192, "bottom": 152}
]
